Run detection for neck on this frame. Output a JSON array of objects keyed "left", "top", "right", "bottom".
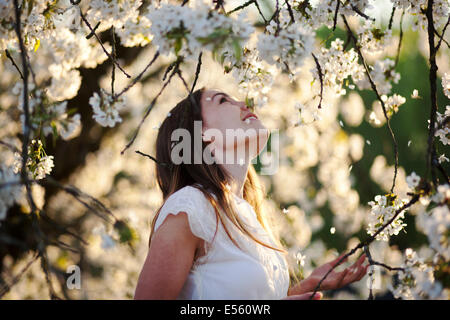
[{"left": 214, "top": 149, "right": 249, "bottom": 198}]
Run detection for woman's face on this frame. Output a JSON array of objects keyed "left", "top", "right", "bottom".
[{"left": 200, "top": 89, "right": 269, "bottom": 162}]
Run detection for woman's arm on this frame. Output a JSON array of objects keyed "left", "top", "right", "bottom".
[{"left": 134, "top": 212, "right": 202, "bottom": 299}]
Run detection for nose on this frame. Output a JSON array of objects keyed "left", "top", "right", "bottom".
[
  {"left": 239, "top": 102, "right": 248, "bottom": 110},
  {"left": 238, "top": 100, "right": 254, "bottom": 112}
]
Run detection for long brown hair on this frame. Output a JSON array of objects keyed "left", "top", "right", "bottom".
[{"left": 148, "top": 86, "right": 287, "bottom": 255}]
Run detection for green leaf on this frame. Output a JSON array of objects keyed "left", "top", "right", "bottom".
[
  {"left": 231, "top": 38, "right": 242, "bottom": 63},
  {"left": 114, "top": 220, "right": 137, "bottom": 246},
  {"left": 67, "top": 107, "right": 78, "bottom": 116},
  {"left": 174, "top": 37, "right": 182, "bottom": 56},
  {"left": 245, "top": 96, "right": 254, "bottom": 108}
]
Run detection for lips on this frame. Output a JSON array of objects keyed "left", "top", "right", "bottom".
[{"left": 242, "top": 112, "right": 258, "bottom": 122}]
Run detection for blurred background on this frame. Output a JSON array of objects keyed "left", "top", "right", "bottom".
[{"left": 0, "top": 0, "right": 449, "bottom": 299}]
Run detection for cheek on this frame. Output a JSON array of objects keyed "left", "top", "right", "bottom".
[{"left": 203, "top": 107, "right": 239, "bottom": 131}]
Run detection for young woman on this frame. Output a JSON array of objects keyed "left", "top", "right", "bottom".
[{"left": 134, "top": 87, "right": 369, "bottom": 300}]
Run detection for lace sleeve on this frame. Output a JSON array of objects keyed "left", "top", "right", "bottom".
[{"left": 154, "top": 186, "right": 217, "bottom": 243}]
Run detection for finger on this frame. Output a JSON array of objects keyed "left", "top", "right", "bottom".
[
  {"left": 342, "top": 267, "right": 359, "bottom": 284},
  {"left": 356, "top": 254, "right": 367, "bottom": 266},
  {"left": 331, "top": 253, "right": 348, "bottom": 267},
  {"left": 349, "top": 254, "right": 366, "bottom": 270},
  {"left": 350, "top": 264, "right": 368, "bottom": 283},
  {"left": 336, "top": 268, "right": 350, "bottom": 288},
  {"left": 356, "top": 264, "right": 370, "bottom": 281}
]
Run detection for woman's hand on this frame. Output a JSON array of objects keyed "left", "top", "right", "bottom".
[{"left": 304, "top": 253, "right": 369, "bottom": 291}]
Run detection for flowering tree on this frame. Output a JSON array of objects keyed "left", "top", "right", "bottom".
[{"left": 0, "top": 0, "right": 448, "bottom": 299}]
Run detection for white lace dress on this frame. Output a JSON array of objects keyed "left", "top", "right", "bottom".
[{"left": 153, "top": 185, "right": 290, "bottom": 300}]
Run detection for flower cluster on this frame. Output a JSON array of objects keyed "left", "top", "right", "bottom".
[
  {"left": 257, "top": 7, "right": 314, "bottom": 81},
  {"left": 13, "top": 140, "right": 54, "bottom": 180},
  {"left": 292, "top": 0, "right": 372, "bottom": 30},
  {"left": 389, "top": 248, "right": 447, "bottom": 299},
  {"left": 418, "top": 203, "right": 450, "bottom": 260},
  {"left": 11, "top": 81, "right": 81, "bottom": 141},
  {"left": 312, "top": 38, "right": 364, "bottom": 96},
  {"left": 443, "top": 73, "right": 450, "bottom": 99},
  {"left": 221, "top": 48, "right": 278, "bottom": 108},
  {"left": 357, "top": 21, "right": 393, "bottom": 56},
  {"left": 86, "top": 0, "right": 145, "bottom": 34},
  {"left": 383, "top": 94, "right": 407, "bottom": 118},
  {"left": 146, "top": 0, "right": 254, "bottom": 62},
  {"left": 291, "top": 101, "right": 325, "bottom": 127},
  {"left": 355, "top": 59, "right": 400, "bottom": 95},
  {"left": 89, "top": 89, "right": 126, "bottom": 128},
  {"left": 391, "top": 0, "right": 450, "bottom": 31},
  {"left": 432, "top": 105, "right": 450, "bottom": 146},
  {"left": 367, "top": 193, "right": 409, "bottom": 241}
]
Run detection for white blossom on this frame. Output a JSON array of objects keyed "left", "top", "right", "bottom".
[
  {"left": 367, "top": 194, "right": 409, "bottom": 241},
  {"left": 443, "top": 73, "right": 450, "bottom": 99},
  {"left": 438, "top": 154, "right": 449, "bottom": 163},
  {"left": 432, "top": 105, "right": 450, "bottom": 145},
  {"left": 89, "top": 89, "right": 126, "bottom": 128},
  {"left": 13, "top": 140, "right": 54, "bottom": 180},
  {"left": 257, "top": 7, "right": 314, "bottom": 81},
  {"left": 406, "top": 172, "right": 421, "bottom": 189},
  {"left": 312, "top": 38, "right": 364, "bottom": 97},
  {"left": 417, "top": 205, "right": 450, "bottom": 260},
  {"left": 390, "top": 249, "right": 447, "bottom": 300},
  {"left": 355, "top": 59, "right": 400, "bottom": 95},
  {"left": 146, "top": 0, "right": 253, "bottom": 62},
  {"left": 357, "top": 20, "right": 393, "bottom": 56}
]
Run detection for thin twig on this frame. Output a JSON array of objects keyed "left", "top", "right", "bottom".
[
  {"left": 135, "top": 150, "right": 170, "bottom": 167},
  {"left": 425, "top": 0, "right": 439, "bottom": 189},
  {"left": 114, "top": 50, "right": 161, "bottom": 100},
  {"left": 75, "top": 5, "right": 131, "bottom": 78},
  {"left": 394, "top": 10, "right": 405, "bottom": 69},
  {"left": 333, "top": 0, "right": 340, "bottom": 31},
  {"left": 190, "top": 51, "right": 203, "bottom": 94},
  {"left": 5, "top": 49, "right": 24, "bottom": 79},
  {"left": 0, "top": 252, "right": 39, "bottom": 298},
  {"left": 0, "top": 140, "right": 20, "bottom": 153},
  {"left": 227, "top": 0, "right": 255, "bottom": 16},
  {"left": 388, "top": 6, "right": 396, "bottom": 30},
  {"left": 434, "top": 29, "right": 450, "bottom": 49},
  {"left": 111, "top": 26, "right": 116, "bottom": 97},
  {"left": 121, "top": 60, "right": 181, "bottom": 154},
  {"left": 343, "top": 15, "right": 399, "bottom": 194},
  {"left": 254, "top": 0, "right": 268, "bottom": 24},
  {"left": 311, "top": 53, "right": 323, "bottom": 109},
  {"left": 435, "top": 16, "right": 450, "bottom": 52},
  {"left": 38, "top": 177, "right": 118, "bottom": 224},
  {"left": 363, "top": 245, "right": 375, "bottom": 300},
  {"left": 284, "top": 0, "right": 295, "bottom": 24},
  {"left": 349, "top": 3, "right": 375, "bottom": 21}
]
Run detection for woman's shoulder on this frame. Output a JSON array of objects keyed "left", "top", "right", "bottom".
[{"left": 156, "top": 184, "right": 217, "bottom": 242}]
